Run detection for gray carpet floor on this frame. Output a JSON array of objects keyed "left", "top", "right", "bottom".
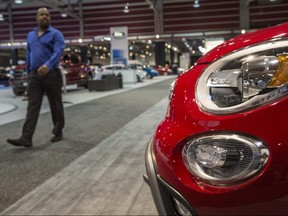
[{"left": 0, "top": 78, "right": 174, "bottom": 215}]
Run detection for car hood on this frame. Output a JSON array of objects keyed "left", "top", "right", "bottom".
[{"left": 197, "top": 22, "right": 288, "bottom": 64}]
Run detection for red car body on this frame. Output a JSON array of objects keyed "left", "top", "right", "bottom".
[{"left": 145, "top": 23, "right": 288, "bottom": 216}]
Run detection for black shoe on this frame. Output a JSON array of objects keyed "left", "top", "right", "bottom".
[
  {"left": 7, "top": 138, "right": 33, "bottom": 147},
  {"left": 51, "top": 134, "right": 63, "bottom": 142}
]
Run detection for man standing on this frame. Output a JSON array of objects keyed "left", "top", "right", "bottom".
[{"left": 7, "top": 7, "right": 65, "bottom": 147}]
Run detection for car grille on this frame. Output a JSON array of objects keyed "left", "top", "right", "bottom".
[{"left": 13, "top": 70, "right": 26, "bottom": 81}]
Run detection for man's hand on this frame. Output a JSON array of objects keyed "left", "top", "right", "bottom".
[{"left": 37, "top": 65, "right": 49, "bottom": 76}]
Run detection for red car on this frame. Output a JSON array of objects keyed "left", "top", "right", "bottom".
[
  {"left": 60, "top": 52, "right": 92, "bottom": 86},
  {"left": 145, "top": 22, "right": 288, "bottom": 216},
  {"left": 10, "top": 52, "right": 92, "bottom": 95},
  {"left": 151, "top": 64, "right": 172, "bottom": 76}
]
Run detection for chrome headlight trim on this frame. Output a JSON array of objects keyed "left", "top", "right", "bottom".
[
  {"left": 196, "top": 39, "right": 288, "bottom": 115},
  {"left": 182, "top": 133, "right": 270, "bottom": 186}
]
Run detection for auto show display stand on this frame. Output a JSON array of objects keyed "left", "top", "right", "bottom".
[{"left": 88, "top": 74, "right": 122, "bottom": 91}]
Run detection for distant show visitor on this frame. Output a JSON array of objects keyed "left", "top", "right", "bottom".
[{"left": 7, "top": 7, "right": 65, "bottom": 147}]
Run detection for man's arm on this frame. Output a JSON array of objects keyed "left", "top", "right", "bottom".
[
  {"left": 39, "top": 30, "right": 65, "bottom": 74},
  {"left": 26, "top": 35, "right": 31, "bottom": 72}
]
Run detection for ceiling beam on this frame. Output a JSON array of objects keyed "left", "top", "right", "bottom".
[
  {"left": 240, "top": 0, "right": 250, "bottom": 29},
  {"left": 244, "top": 0, "right": 252, "bottom": 7},
  {"left": 145, "top": 0, "right": 160, "bottom": 15}
]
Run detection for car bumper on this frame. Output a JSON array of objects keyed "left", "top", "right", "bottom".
[
  {"left": 144, "top": 138, "right": 197, "bottom": 216},
  {"left": 0, "top": 80, "right": 9, "bottom": 86},
  {"left": 13, "top": 80, "right": 28, "bottom": 90},
  {"left": 146, "top": 124, "right": 288, "bottom": 215}
]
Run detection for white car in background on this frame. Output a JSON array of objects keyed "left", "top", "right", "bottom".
[
  {"left": 101, "top": 64, "right": 146, "bottom": 83},
  {"left": 94, "top": 65, "right": 115, "bottom": 80}
]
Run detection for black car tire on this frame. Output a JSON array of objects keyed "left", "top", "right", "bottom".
[
  {"left": 137, "top": 75, "right": 143, "bottom": 82},
  {"left": 146, "top": 73, "right": 153, "bottom": 79},
  {"left": 13, "top": 88, "right": 25, "bottom": 96}
]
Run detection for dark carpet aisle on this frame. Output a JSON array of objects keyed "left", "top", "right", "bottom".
[{"left": 0, "top": 77, "right": 174, "bottom": 214}]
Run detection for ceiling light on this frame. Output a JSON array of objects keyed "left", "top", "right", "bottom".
[
  {"left": 193, "top": 0, "right": 200, "bottom": 8},
  {"left": 123, "top": 3, "right": 129, "bottom": 13},
  {"left": 14, "top": 0, "right": 23, "bottom": 4},
  {"left": 61, "top": 12, "right": 67, "bottom": 17}
]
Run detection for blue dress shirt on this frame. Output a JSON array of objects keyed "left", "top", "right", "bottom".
[{"left": 26, "top": 25, "right": 65, "bottom": 72}]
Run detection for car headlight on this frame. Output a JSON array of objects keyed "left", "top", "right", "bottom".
[
  {"left": 182, "top": 133, "right": 269, "bottom": 186},
  {"left": 196, "top": 39, "right": 288, "bottom": 115}
]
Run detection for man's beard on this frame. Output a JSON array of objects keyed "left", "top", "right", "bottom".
[{"left": 39, "top": 20, "right": 49, "bottom": 29}]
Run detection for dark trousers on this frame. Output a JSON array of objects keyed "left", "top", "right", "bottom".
[{"left": 22, "top": 68, "right": 64, "bottom": 141}]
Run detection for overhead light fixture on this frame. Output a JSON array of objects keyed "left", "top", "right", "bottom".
[
  {"left": 193, "top": 0, "right": 200, "bottom": 8},
  {"left": 123, "top": 3, "right": 129, "bottom": 13},
  {"left": 0, "top": 14, "right": 4, "bottom": 21},
  {"left": 61, "top": 11, "right": 67, "bottom": 17},
  {"left": 14, "top": 0, "right": 23, "bottom": 4}
]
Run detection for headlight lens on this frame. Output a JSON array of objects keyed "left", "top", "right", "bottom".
[
  {"left": 182, "top": 133, "right": 269, "bottom": 186},
  {"left": 196, "top": 39, "right": 288, "bottom": 114}
]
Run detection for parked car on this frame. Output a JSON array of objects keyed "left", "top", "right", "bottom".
[
  {"left": 144, "top": 22, "right": 288, "bottom": 216},
  {"left": 151, "top": 64, "right": 172, "bottom": 75},
  {"left": 9, "top": 64, "right": 28, "bottom": 95},
  {"left": 128, "top": 63, "right": 158, "bottom": 79},
  {"left": 60, "top": 52, "right": 93, "bottom": 87},
  {"left": 102, "top": 64, "right": 146, "bottom": 83},
  {"left": 144, "top": 67, "right": 159, "bottom": 79},
  {"left": 0, "top": 67, "right": 12, "bottom": 87},
  {"left": 10, "top": 52, "right": 92, "bottom": 95},
  {"left": 89, "top": 63, "right": 103, "bottom": 78},
  {"left": 95, "top": 65, "right": 116, "bottom": 80}
]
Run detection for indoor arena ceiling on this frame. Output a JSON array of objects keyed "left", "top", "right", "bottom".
[{"left": 0, "top": 0, "right": 287, "bottom": 54}]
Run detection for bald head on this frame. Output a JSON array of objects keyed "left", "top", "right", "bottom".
[
  {"left": 36, "top": 7, "right": 50, "bottom": 30},
  {"left": 37, "top": 7, "right": 49, "bottom": 15}
]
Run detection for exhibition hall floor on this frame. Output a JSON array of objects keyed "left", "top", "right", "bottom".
[{"left": 0, "top": 76, "right": 175, "bottom": 215}]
